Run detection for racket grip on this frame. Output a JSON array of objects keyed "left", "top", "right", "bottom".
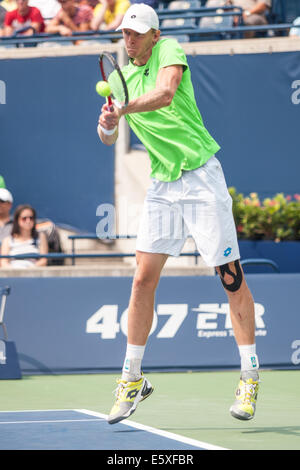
[{"left": 108, "top": 96, "right": 114, "bottom": 112}]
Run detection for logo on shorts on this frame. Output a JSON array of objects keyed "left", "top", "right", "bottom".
[{"left": 223, "top": 247, "right": 232, "bottom": 257}]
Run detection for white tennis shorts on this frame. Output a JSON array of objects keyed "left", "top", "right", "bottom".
[{"left": 136, "top": 155, "right": 240, "bottom": 267}]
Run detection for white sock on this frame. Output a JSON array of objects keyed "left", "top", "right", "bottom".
[
  {"left": 238, "top": 344, "right": 259, "bottom": 371},
  {"left": 122, "top": 343, "right": 145, "bottom": 382}
]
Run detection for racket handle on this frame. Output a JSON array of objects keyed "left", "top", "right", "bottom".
[{"left": 108, "top": 96, "right": 114, "bottom": 112}]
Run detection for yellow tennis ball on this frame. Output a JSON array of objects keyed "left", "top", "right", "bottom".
[{"left": 96, "top": 81, "right": 111, "bottom": 97}]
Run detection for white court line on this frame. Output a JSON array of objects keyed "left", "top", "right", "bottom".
[
  {"left": 76, "top": 409, "right": 229, "bottom": 451},
  {"left": 0, "top": 410, "right": 104, "bottom": 425},
  {"left": 0, "top": 409, "right": 78, "bottom": 413},
  {"left": 0, "top": 419, "right": 104, "bottom": 425}
]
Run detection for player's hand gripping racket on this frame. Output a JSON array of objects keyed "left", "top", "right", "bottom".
[{"left": 97, "top": 52, "right": 129, "bottom": 112}]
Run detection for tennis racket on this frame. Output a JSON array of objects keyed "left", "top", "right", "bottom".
[{"left": 99, "top": 52, "right": 129, "bottom": 112}]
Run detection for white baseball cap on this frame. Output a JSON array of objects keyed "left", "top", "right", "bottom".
[
  {"left": 0, "top": 188, "right": 13, "bottom": 203},
  {"left": 116, "top": 3, "right": 159, "bottom": 34}
]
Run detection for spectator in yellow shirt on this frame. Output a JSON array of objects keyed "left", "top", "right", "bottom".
[
  {"left": 1, "top": 0, "right": 17, "bottom": 11},
  {"left": 91, "top": 0, "right": 130, "bottom": 31}
]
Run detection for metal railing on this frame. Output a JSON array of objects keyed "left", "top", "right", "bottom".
[
  {"left": 0, "top": 250, "right": 202, "bottom": 264},
  {"left": 0, "top": 251, "right": 280, "bottom": 272}
]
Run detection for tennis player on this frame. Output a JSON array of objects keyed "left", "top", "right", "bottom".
[{"left": 97, "top": 3, "right": 260, "bottom": 424}]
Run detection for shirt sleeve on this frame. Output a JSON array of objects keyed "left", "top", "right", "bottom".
[
  {"left": 30, "top": 7, "right": 44, "bottom": 24},
  {"left": 157, "top": 39, "right": 188, "bottom": 71}
]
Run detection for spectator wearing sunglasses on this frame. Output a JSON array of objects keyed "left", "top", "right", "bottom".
[{"left": 1, "top": 204, "right": 48, "bottom": 268}]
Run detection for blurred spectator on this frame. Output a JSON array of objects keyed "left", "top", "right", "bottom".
[
  {"left": 76, "top": 0, "right": 99, "bottom": 6},
  {"left": 289, "top": 17, "right": 300, "bottom": 37},
  {"left": 3, "top": 0, "right": 45, "bottom": 36},
  {"left": 1, "top": 204, "right": 48, "bottom": 268},
  {"left": 1, "top": 0, "right": 17, "bottom": 11},
  {"left": 91, "top": 0, "right": 130, "bottom": 31},
  {"left": 46, "top": 0, "right": 93, "bottom": 36},
  {"left": 28, "top": 0, "right": 61, "bottom": 21},
  {"left": 0, "top": 188, "right": 13, "bottom": 245},
  {"left": 229, "top": 1, "right": 271, "bottom": 27}
]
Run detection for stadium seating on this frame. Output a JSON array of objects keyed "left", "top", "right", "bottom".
[
  {"left": 283, "top": 0, "right": 300, "bottom": 23},
  {"left": 1, "top": 0, "right": 299, "bottom": 47}
]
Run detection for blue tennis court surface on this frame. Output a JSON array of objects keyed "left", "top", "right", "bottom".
[{"left": 0, "top": 409, "right": 227, "bottom": 450}]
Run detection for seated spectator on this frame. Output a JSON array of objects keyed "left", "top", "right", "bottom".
[
  {"left": 91, "top": 0, "right": 130, "bottom": 31},
  {"left": 1, "top": 204, "right": 48, "bottom": 268},
  {"left": 0, "top": 188, "right": 13, "bottom": 245},
  {"left": 229, "top": 1, "right": 271, "bottom": 26},
  {"left": 28, "top": 0, "right": 61, "bottom": 21},
  {"left": 46, "top": 0, "right": 93, "bottom": 37},
  {"left": 289, "top": 17, "right": 300, "bottom": 37},
  {"left": 3, "top": 0, "right": 45, "bottom": 36}
]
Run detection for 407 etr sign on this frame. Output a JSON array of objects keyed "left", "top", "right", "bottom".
[{"left": 86, "top": 303, "right": 267, "bottom": 340}]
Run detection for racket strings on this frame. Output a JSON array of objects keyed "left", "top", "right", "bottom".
[{"left": 101, "top": 56, "right": 127, "bottom": 108}]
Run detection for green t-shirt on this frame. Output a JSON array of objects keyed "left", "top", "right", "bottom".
[{"left": 121, "top": 38, "right": 220, "bottom": 182}]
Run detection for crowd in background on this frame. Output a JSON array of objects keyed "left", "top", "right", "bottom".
[
  {"left": 0, "top": 0, "right": 299, "bottom": 42},
  {"left": 0, "top": 176, "right": 64, "bottom": 269},
  {"left": 0, "top": 0, "right": 155, "bottom": 38}
]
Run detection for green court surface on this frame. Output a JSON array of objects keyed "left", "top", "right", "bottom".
[{"left": 1, "top": 370, "right": 299, "bottom": 450}]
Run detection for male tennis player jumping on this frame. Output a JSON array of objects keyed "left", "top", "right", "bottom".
[{"left": 97, "top": 3, "right": 260, "bottom": 424}]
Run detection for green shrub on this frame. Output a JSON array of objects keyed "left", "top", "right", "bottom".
[{"left": 229, "top": 188, "right": 300, "bottom": 241}]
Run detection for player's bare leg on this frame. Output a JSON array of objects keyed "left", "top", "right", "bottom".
[
  {"left": 127, "top": 251, "right": 168, "bottom": 346},
  {"left": 107, "top": 251, "right": 168, "bottom": 424},
  {"left": 216, "top": 260, "right": 255, "bottom": 345},
  {"left": 216, "top": 260, "right": 260, "bottom": 420}
]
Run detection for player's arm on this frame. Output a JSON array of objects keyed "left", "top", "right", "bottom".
[
  {"left": 97, "top": 65, "right": 183, "bottom": 145},
  {"left": 120, "top": 64, "right": 183, "bottom": 116},
  {"left": 97, "top": 103, "right": 120, "bottom": 146}
]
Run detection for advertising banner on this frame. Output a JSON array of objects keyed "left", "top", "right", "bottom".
[{"left": 1, "top": 274, "right": 300, "bottom": 374}]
